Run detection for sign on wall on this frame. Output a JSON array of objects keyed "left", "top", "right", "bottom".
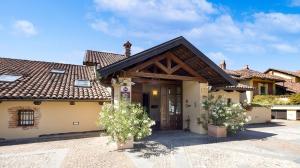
[{"left": 120, "top": 85, "right": 131, "bottom": 101}]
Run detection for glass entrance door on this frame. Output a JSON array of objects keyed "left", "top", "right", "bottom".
[{"left": 168, "top": 85, "right": 182, "bottom": 130}]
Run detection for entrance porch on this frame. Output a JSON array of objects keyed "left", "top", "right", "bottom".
[{"left": 98, "top": 37, "right": 236, "bottom": 134}]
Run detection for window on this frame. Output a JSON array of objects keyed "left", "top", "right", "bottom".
[
  {"left": 18, "top": 110, "right": 34, "bottom": 126},
  {"left": 50, "top": 69, "right": 65, "bottom": 74},
  {"left": 260, "top": 86, "right": 266, "bottom": 95},
  {"left": 227, "top": 98, "right": 232, "bottom": 105},
  {"left": 75, "top": 79, "right": 91, "bottom": 87},
  {"left": 0, "top": 74, "right": 22, "bottom": 82}
]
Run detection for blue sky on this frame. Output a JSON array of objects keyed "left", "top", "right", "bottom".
[{"left": 0, "top": 0, "right": 299, "bottom": 71}]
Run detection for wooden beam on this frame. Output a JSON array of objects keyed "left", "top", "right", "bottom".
[
  {"left": 126, "top": 71, "right": 206, "bottom": 82},
  {"left": 132, "top": 78, "right": 181, "bottom": 85},
  {"left": 170, "top": 65, "right": 181, "bottom": 74},
  {"left": 167, "top": 57, "right": 172, "bottom": 69},
  {"left": 165, "top": 52, "right": 207, "bottom": 82},
  {"left": 128, "top": 54, "right": 167, "bottom": 72},
  {"left": 154, "top": 61, "right": 170, "bottom": 74}
]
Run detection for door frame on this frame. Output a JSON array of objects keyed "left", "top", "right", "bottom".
[{"left": 160, "top": 83, "right": 183, "bottom": 130}]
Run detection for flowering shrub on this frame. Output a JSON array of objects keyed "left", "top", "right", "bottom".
[
  {"left": 99, "top": 101, "right": 155, "bottom": 144},
  {"left": 225, "top": 103, "right": 250, "bottom": 134},
  {"left": 202, "top": 95, "right": 250, "bottom": 134},
  {"left": 202, "top": 96, "right": 228, "bottom": 126}
]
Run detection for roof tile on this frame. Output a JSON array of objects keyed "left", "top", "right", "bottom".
[{"left": 0, "top": 57, "right": 111, "bottom": 100}]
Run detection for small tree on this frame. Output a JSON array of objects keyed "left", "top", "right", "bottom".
[
  {"left": 202, "top": 95, "right": 250, "bottom": 135},
  {"left": 99, "top": 101, "right": 155, "bottom": 144}
]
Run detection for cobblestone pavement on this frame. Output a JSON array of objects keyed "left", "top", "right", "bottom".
[
  {"left": 1, "top": 120, "right": 299, "bottom": 168},
  {"left": 126, "top": 120, "right": 300, "bottom": 168},
  {"left": 0, "top": 132, "right": 134, "bottom": 168}
]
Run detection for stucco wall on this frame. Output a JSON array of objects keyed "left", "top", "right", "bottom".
[
  {"left": 182, "top": 81, "right": 208, "bottom": 134},
  {"left": 272, "top": 71, "right": 294, "bottom": 81},
  {"left": 246, "top": 106, "right": 271, "bottom": 124},
  {"left": 240, "top": 80, "right": 253, "bottom": 103},
  {"left": 0, "top": 101, "right": 102, "bottom": 140},
  {"left": 210, "top": 90, "right": 240, "bottom": 104}
]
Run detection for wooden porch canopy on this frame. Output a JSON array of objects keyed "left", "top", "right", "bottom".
[{"left": 98, "top": 36, "right": 237, "bottom": 87}]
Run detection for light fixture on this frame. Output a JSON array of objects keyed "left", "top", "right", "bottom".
[{"left": 152, "top": 89, "right": 158, "bottom": 96}]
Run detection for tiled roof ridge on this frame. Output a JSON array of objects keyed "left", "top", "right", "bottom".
[
  {"left": 85, "top": 50, "right": 124, "bottom": 56},
  {"left": 0, "top": 57, "right": 85, "bottom": 67}
]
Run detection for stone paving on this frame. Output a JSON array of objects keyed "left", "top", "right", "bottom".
[
  {"left": 125, "top": 120, "right": 300, "bottom": 168},
  {"left": 0, "top": 132, "right": 135, "bottom": 168},
  {"left": 0, "top": 120, "right": 299, "bottom": 168}
]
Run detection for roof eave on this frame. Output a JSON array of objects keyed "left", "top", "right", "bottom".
[{"left": 98, "top": 36, "right": 236, "bottom": 86}]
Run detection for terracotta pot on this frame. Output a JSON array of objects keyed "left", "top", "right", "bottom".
[
  {"left": 117, "top": 138, "right": 133, "bottom": 150},
  {"left": 208, "top": 124, "right": 227, "bottom": 138}
]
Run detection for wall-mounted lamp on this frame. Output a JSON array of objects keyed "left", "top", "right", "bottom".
[{"left": 152, "top": 89, "right": 158, "bottom": 96}]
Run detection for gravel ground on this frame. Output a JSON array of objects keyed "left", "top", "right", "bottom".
[
  {"left": 0, "top": 133, "right": 134, "bottom": 168},
  {"left": 126, "top": 120, "right": 300, "bottom": 168}
]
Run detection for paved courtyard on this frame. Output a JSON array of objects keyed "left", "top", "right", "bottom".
[
  {"left": 126, "top": 120, "right": 300, "bottom": 168},
  {"left": 0, "top": 120, "right": 300, "bottom": 168}
]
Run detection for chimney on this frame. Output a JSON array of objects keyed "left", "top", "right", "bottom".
[
  {"left": 244, "top": 65, "right": 249, "bottom": 70},
  {"left": 219, "top": 60, "right": 226, "bottom": 70},
  {"left": 123, "top": 41, "right": 132, "bottom": 57}
]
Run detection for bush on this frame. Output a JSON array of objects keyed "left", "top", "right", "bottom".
[
  {"left": 99, "top": 101, "right": 155, "bottom": 144},
  {"left": 202, "top": 95, "right": 250, "bottom": 135},
  {"left": 252, "top": 95, "right": 287, "bottom": 106},
  {"left": 289, "top": 94, "right": 300, "bottom": 105}
]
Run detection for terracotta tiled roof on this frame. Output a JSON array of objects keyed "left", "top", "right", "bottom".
[
  {"left": 276, "top": 81, "right": 300, "bottom": 93},
  {"left": 265, "top": 68, "right": 300, "bottom": 78},
  {"left": 0, "top": 57, "right": 111, "bottom": 100},
  {"left": 225, "top": 68, "right": 284, "bottom": 82},
  {"left": 83, "top": 50, "right": 126, "bottom": 68}
]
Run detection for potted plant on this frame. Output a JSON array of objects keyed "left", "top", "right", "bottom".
[
  {"left": 99, "top": 101, "right": 155, "bottom": 150},
  {"left": 202, "top": 95, "right": 249, "bottom": 137}
]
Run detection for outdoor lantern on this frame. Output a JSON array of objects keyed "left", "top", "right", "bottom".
[{"left": 152, "top": 89, "right": 158, "bottom": 96}]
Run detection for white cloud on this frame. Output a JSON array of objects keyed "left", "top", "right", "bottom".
[
  {"left": 186, "top": 12, "right": 300, "bottom": 57},
  {"left": 94, "top": 0, "right": 216, "bottom": 22},
  {"left": 90, "top": 18, "right": 124, "bottom": 37},
  {"left": 290, "top": 0, "right": 300, "bottom": 7},
  {"left": 131, "top": 46, "right": 144, "bottom": 55},
  {"left": 207, "top": 52, "right": 228, "bottom": 63},
  {"left": 13, "top": 20, "right": 37, "bottom": 37},
  {"left": 271, "top": 43, "right": 298, "bottom": 53},
  {"left": 90, "top": 1, "right": 300, "bottom": 62},
  {"left": 251, "top": 12, "right": 300, "bottom": 34}
]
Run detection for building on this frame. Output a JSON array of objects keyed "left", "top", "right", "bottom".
[
  {"left": 1, "top": 36, "right": 255, "bottom": 140},
  {"left": 265, "top": 68, "right": 300, "bottom": 94},
  {"left": 218, "top": 61, "right": 284, "bottom": 103},
  {"left": 0, "top": 58, "right": 110, "bottom": 139},
  {"left": 264, "top": 69, "right": 300, "bottom": 120}
]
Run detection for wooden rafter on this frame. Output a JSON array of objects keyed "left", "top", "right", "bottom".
[
  {"left": 165, "top": 52, "right": 206, "bottom": 81},
  {"left": 128, "top": 55, "right": 167, "bottom": 72},
  {"left": 154, "top": 61, "right": 170, "bottom": 74},
  {"left": 125, "top": 72, "right": 205, "bottom": 81},
  {"left": 126, "top": 52, "right": 207, "bottom": 82}
]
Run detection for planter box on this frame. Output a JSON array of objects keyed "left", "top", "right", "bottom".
[
  {"left": 208, "top": 124, "right": 227, "bottom": 138},
  {"left": 117, "top": 138, "right": 133, "bottom": 150}
]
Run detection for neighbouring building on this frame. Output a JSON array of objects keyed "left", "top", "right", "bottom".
[
  {"left": 218, "top": 61, "right": 285, "bottom": 103},
  {"left": 265, "top": 68, "right": 300, "bottom": 94},
  {"left": 0, "top": 58, "right": 110, "bottom": 139},
  {"left": 1, "top": 36, "right": 269, "bottom": 140},
  {"left": 264, "top": 69, "right": 300, "bottom": 120}
]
